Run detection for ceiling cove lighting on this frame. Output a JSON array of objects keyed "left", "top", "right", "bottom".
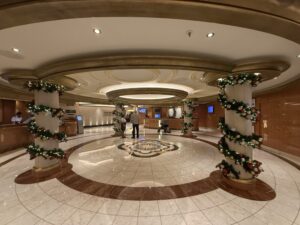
[
  {"left": 12, "top": 48, "right": 20, "bottom": 53},
  {"left": 93, "top": 28, "right": 101, "bottom": 34},
  {"left": 207, "top": 32, "right": 215, "bottom": 38}
]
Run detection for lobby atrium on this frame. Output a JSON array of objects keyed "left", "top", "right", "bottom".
[{"left": 0, "top": 1, "right": 299, "bottom": 225}]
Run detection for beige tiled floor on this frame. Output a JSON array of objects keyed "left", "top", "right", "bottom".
[{"left": 0, "top": 126, "right": 299, "bottom": 225}]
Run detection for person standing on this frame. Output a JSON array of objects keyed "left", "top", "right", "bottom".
[
  {"left": 130, "top": 110, "right": 139, "bottom": 139},
  {"left": 120, "top": 117, "right": 127, "bottom": 138},
  {"left": 11, "top": 112, "right": 22, "bottom": 124}
]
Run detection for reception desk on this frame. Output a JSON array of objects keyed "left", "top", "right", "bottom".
[
  {"left": 0, "top": 124, "right": 33, "bottom": 154},
  {"left": 0, "top": 120, "right": 78, "bottom": 154},
  {"left": 144, "top": 118, "right": 183, "bottom": 130},
  {"left": 144, "top": 118, "right": 199, "bottom": 130}
]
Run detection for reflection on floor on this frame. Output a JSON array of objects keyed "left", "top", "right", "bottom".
[{"left": 0, "top": 126, "right": 300, "bottom": 225}]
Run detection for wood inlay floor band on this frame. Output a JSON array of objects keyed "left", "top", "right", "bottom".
[{"left": 15, "top": 135, "right": 276, "bottom": 201}]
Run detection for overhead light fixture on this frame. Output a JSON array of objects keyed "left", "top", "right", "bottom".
[
  {"left": 274, "top": 77, "right": 278, "bottom": 80},
  {"left": 217, "top": 78, "right": 223, "bottom": 81},
  {"left": 186, "top": 30, "right": 193, "bottom": 38},
  {"left": 77, "top": 83, "right": 81, "bottom": 86},
  {"left": 207, "top": 32, "right": 215, "bottom": 38},
  {"left": 12, "top": 48, "right": 20, "bottom": 53},
  {"left": 93, "top": 28, "right": 101, "bottom": 34},
  {"left": 297, "top": 54, "right": 300, "bottom": 58},
  {"left": 254, "top": 72, "right": 261, "bottom": 76}
]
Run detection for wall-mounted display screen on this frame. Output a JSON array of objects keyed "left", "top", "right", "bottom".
[
  {"left": 76, "top": 115, "right": 83, "bottom": 121},
  {"left": 138, "top": 108, "right": 147, "bottom": 113},
  {"left": 208, "top": 105, "right": 214, "bottom": 114},
  {"left": 154, "top": 113, "right": 161, "bottom": 119}
]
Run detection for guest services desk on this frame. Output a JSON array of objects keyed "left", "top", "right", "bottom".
[
  {"left": 0, "top": 120, "right": 78, "bottom": 154},
  {"left": 144, "top": 118, "right": 183, "bottom": 130},
  {"left": 0, "top": 124, "right": 33, "bottom": 154},
  {"left": 144, "top": 118, "right": 199, "bottom": 130}
]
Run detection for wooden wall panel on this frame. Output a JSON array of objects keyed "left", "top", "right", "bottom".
[{"left": 255, "top": 80, "right": 300, "bottom": 156}]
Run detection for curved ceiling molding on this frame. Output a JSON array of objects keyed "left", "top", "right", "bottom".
[
  {"left": 0, "top": 0, "right": 300, "bottom": 44},
  {"left": 106, "top": 88, "right": 188, "bottom": 105},
  {"left": 203, "top": 60, "right": 290, "bottom": 86},
  {"left": 34, "top": 55, "right": 233, "bottom": 79}
]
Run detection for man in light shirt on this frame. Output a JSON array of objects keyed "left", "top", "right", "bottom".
[
  {"left": 130, "top": 111, "right": 139, "bottom": 139},
  {"left": 11, "top": 112, "right": 22, "bottom": 124}
]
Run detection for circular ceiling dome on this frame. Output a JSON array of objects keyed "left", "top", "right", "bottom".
[
  {"left": 120, "top": 94, "right": 175, "bottom": 100},
  {"left": 110, "top": 69, "right": 158, "bottom": 82}
]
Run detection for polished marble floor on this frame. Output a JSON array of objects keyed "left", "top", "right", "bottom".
[{"left": 0, "top": 126, "right": 300, "bottom": 225}]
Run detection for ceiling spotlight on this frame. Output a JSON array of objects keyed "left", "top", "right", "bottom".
[
  {"left": 77, "top": 83, "right": 81, "bottom": 86},
  {"left": 207, "top": 32, "right": 215, "bottom": 38},
  {"left": 297, "top": 54, "right": 300, "bottom": 58},
  {"left": 12, "top": 48, "right": 20, "bottom": 53},
  {"left": 93, "top": 28, "right": 101, "bottom": 34},
  {"left": 186, "top": 30, "right": 193, "bottom": 38},
  {"left": 254, "top": 72, "right": 261, "bottom": 76},
  {"left": 274, "top": 77, "right": 278, "bottom": 80}
]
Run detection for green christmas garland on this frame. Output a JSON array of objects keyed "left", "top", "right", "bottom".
[
  {"left": 26, "top": 143, "right": 65, "bottom": 160},
  {"left": 216, "top": 160, "right": 240, "bottom": 179},
  {"left": 217, "top": 137, "right": 263, "bottom": 177},
  {"left": 182, "top": 99, "right": 194, "bottom": 134},
  {"left": 218, "top": 92, "right": 259, "bottom": 122},
  {"left": 28, "top": 102, "right": 64, "bottom": 118},
  {"left": 113, "top": 104, "right": 126, "bottom": 135},
  {"left": 216, "top": 73, "right": 263, "bottom": 179},
  {"left": 218, "top": 118, "right": 263, "bottom": 148},
  {"left": 218, "top": 73, "right": 262, "bottom": 89},
  {"left": 24, "top": 80, "right": 65, "bottom": 95},
  {"left": 25, "top": 80, "right": 66, "bottom": 160},
  {"left": 28, "top": 120, "right": 67, "bottom": 142},
  {"left": 181, "top": 122, "right": 193, "bottom": 134}
]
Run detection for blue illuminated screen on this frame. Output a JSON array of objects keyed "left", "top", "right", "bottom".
[
  {"left": 208, "top": 105, "right": 214, "bottom": 113},
  {"left": 138, "top": 108, "right": 147, "bottom": 113},
  {"left": 154, "top": 113, "right": 161, "bottom": 119},
  {"left": 76, "top": 115, "right": 83, "bottom": 121}
]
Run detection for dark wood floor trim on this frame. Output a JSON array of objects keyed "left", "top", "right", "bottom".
[{"left": 15, "top": 134, "right": 276, "bottom": 201}]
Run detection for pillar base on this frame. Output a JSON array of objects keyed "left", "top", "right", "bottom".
[
  {"left": 16, "top": 161, "right": 72, "bottom": 184},
  {"left": 209, "top": 170, "right": 276, "bottom": 201},
  {"left": 182, "top": 134, "right": 196, "bottom": 138}
]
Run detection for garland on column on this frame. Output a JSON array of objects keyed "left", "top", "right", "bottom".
[
  {"left": 216, "top": 73, "right": 263, "bottom": 179},
  {"left": 24, "top": 80, "right": 66, "bottom": 160},
  {"left": 27, "top": 120, "right": 67, "bottom": 142},
  {"left": 25, "top": 80, "right": 65, "bottom": 95},
  {"left": 181, "top": 99, "right": 194, "bottom": 134},
  {"left": 112, "top": 103, "right": 126, "bottom": 134}
]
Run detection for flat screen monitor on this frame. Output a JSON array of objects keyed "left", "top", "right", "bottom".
[
  {"left": 154, "top": 113, "right": 161, "bottom": 119},
  {"left": 208, "top": 105, "right": 214, "bottom": 114},
  {"left": 76, "top": 115, "right": 83, "bottom": 121},
  {"left": 138, "top": 108, "right": 147, "bottom": 113}
]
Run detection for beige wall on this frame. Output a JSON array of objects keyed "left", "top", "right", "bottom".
[{"left": 76, "top": 105, "right": 114, "bottom": 127}]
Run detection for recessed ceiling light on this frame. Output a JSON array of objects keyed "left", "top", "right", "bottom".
[
  {"left": 254, "top": 72, "right": 261, "bottom": 76},
  {"left": 12, "top": 48, "right": 20, "bottom": 53},
  {"left": 93, "top": 28, "right": 101, "bottom": 34},
  {"left": 274, "top": 77, "right": 278, "bottom": 80},
  {"left": 207, "top": 32, "right": 215, "bottom": 38},
  {"left": 297, "top": 54, "right": 300, "bottom": 58},
  {"left": 77, "top": 83, "right": 81, "bottom": 86}
]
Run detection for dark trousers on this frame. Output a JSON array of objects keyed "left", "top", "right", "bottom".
[{"left": 132, "top": 124, "right": 139, "bottom": 138}]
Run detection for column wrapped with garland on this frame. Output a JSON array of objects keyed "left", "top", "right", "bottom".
[
  {"left": 24, "top": 80, "right": 66, "bottom": 171},
  {"left": 216, "top": 73, "right": 263, "bottom": 180},
  {"left": 112, "top": 103, "right": 126, "bottom": 136},
  {"left": 182, "top": 99, "right": 194, "bottom": 137}
]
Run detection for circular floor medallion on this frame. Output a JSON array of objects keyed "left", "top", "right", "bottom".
[{"left": 117, "top": 139, "right": 179, "bottom": 158}]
